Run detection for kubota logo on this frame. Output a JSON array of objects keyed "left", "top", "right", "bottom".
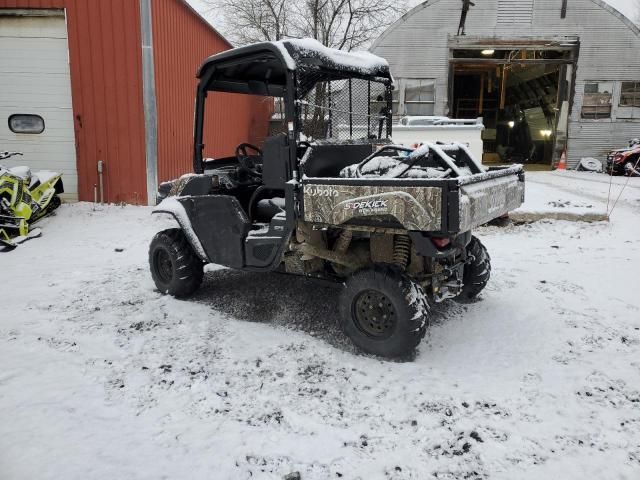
[{"left": 344, "top": 199, "right": 388, "bottom": 210}]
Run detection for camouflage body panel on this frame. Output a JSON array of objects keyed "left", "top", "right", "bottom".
[
  {"left": 458, "top": 175, "right": 525, "bottom": 231},
  {"left": 302, "top": 184, "right": 443, "bottom": 231},
  {"left": 168, "top": 174, "right": 199, "bottom": 196}
]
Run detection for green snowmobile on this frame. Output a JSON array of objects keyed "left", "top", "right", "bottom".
[{"left": 0, "top": 151, "right": 64, "bottom": 248}]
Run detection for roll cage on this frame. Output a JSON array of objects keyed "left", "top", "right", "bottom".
[{"left": 192, "top": 39, "right": 394, "bottom": 174}]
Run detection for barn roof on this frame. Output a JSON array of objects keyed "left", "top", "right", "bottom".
[{"left": 371, "top": 0, "right": 640, "bottom": 49}]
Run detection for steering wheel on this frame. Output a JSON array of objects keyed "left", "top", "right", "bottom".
[{"left": 235, "top": 143, "right": 263, "bottom": 178}]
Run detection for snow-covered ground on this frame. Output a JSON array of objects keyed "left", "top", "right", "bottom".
[{"left": 1, "top": 172, "right": 639, "bottom": 480}]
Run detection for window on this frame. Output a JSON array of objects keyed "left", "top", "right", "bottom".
[
  {"left": 620, "top": 82, "right": 640, "bottom": 107},
  {"left": 8, "top": 114, "right": 45, "bottom": 134},
  {"left": 581, "top": 82, "right": 613, "bottom": 119},
  {"left": 394, "top": 79, "right": 435, "bottom": 116},
  {"left": 404, "top": 79, "right": 435, "bottom": 115}
]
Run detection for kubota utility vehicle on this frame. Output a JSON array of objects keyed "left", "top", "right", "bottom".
[{"left": 149, "top": 39, "right": 525, "bottom": 358}]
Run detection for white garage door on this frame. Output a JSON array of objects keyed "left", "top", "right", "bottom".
[{"left": 0, "top": 12, "right": 77, "bottom": 200}]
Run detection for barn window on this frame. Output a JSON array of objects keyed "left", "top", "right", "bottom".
[
  {"left": 393, "top": 79, "right": 435, "bottom": 116},
  {"left": 620, "top": 82, "right": 640, "bottom": 107},
  {"left": 8, "top": 114, "right": 45, "bottom": 134},
  {"left": 581, "top": 82, "right": 613, "bottom": 119},
  {"left": 404, "top": 79, "right": 436, "bottom": 115}
]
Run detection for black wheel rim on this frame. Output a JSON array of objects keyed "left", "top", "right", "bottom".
[
  {"left": 155, "top": 248, "right": 174, "bottom": 283},
  {"left": 352, "top": 289, "right": 397, "bottom": 339}
]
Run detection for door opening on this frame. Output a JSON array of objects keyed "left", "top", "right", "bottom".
[{"left": 449, "top": 46, "right": 575, "bottom": 167}]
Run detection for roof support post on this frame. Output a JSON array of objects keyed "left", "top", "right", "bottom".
[{"left": 140, "top": 0, "right": 158, "bottom": 205}]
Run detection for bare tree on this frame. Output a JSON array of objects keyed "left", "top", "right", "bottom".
[{"left": 204, "top": 0, "right": 406, "bottom": 50}]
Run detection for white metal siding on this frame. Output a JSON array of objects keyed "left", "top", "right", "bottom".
[
  {"left": 0, "top": 13, "right": 77, "bottom": 199},
  {"left": 372, "top": 0, "right": 640, "bottom": 168}
]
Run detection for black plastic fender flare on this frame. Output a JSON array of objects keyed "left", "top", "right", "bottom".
[{"left": 151, "top": 208, "right": 210, "bottom": 263}]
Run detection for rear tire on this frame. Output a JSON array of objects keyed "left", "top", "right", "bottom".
[
  {"left": 149, "top": 228, "right": 204, "bottom": 298},
  {"left": 339, "top": 266, "right": 429, "bottom": 358},
  {"left": 454, "top": 236, "right": 491, "bottom": 303}
]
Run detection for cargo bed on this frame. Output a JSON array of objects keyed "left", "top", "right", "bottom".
[{"left": 301, "top": 145, "right": 525, "bottom": 235}]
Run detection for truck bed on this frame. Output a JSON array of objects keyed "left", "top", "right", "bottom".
[{"left": 301, "top": 164, "right": 525, "bottom": 234}]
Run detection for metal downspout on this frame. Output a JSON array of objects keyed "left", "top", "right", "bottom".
[{"left": 140, "top": 0, "right": 158, "bottom": 205}]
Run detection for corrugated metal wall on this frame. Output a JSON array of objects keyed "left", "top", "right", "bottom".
[
  {"left": 0, "top": 0, "right": 148, "bottom": 203},
  {"left": 151, "top": 0, "right": 273, "bottom": 183},
  {"left": 372, "top": 0, "right": 640, "bottom": 167}
]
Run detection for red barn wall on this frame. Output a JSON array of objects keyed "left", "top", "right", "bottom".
[
  {"left": 0, "top": 0, "right": 148, "bottom": 204},
  {"left": 1, "top": 0, "right": 273, "bottom": 202},
  {"left": 151, "top": 0, "right": 273, "bottom": 183}
]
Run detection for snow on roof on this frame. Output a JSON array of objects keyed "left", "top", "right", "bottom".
[{"left": 275, "top": 38, "right": 390, "bottom": 76}]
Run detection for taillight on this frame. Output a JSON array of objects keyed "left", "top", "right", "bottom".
[{"left": 431, "top": 237, "right": 451, "bottom": 248}]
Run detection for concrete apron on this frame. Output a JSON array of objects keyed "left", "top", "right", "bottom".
[{"left": 508, "top": 210, "right": 609, "bottom": 223}]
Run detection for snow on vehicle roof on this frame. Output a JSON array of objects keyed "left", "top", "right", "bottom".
[
  {"left": 275, "top": 38, "right": 389, "bottom": 76},
  {"left": 199, "top": 38, "right": 391, "bottom": 79}
]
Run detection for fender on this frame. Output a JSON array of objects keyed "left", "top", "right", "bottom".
[{"left": 152, "top": 197, "right": 211, "bottom": 262}]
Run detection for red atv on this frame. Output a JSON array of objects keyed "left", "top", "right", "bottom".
[{"left": 607, "top": 138, "right": 640, "bottom": 176}]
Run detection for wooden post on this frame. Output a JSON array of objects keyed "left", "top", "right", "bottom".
[{"left": 500, "top": 65, "right": 508, "bottom": 110}]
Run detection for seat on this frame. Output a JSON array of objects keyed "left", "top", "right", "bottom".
[
  {"left": 254, "top": 197, "right": 285, "bottom": 223},
  {"left": 9, "top": 166, "right": 31, "bottom": 180}
]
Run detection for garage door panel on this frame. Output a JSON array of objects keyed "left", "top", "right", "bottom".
[
  {"left": 0, "top": 39, "right": 70, "bottom": 65},
  {"left": 0, "top": 93, "right": 74, "bottom": 108},
  {"left": 1, "top": 138, "right": 76, "bottom": 153},
  {"left": 0, "top": 108, "right": 74, "bottom": 141},
  {"left": 0, "top": 13, "right": 78, "bottom": 200},
  {"left": 0, "top": 15, "right": 66, "bottom": 38}
]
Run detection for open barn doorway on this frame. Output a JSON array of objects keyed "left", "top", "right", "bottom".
[{"left": 448, "top": 41, "right": 577, "bottom": 167}]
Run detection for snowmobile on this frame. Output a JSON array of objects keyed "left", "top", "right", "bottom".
[
  {"left": 148, "top": 39, "right": 525, "bottom": 358},
  {"left": 0, "top": 151, "right": 64, "bottom": 248}
]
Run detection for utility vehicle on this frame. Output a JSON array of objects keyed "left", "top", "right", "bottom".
[{"left": 149, "top": 39, "right": 525, "bottom": 358}]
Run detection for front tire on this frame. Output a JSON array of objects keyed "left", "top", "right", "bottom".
[
  {"left": 339, "top": 266, "right": 429, "bottom": 358},
  {"left": 149, "top": 228, "right": 204, "bottom": 298},
  {"left": 454, "top": 236, "right": 491, "bottom": 303}
]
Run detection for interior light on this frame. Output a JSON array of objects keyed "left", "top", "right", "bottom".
[
  {"left": 508, "top": 121, "right": 515, "bottom": 128},
  {"left": 540, "top": 129, "right": 552, "bottom": 138},
  {"left": 481, "top": 49, "right": 495, "bottom": 56}
]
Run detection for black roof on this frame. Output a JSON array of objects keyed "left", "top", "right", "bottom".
[{"left": 197, "top": 39, "right": 391, "bottom": 96}]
